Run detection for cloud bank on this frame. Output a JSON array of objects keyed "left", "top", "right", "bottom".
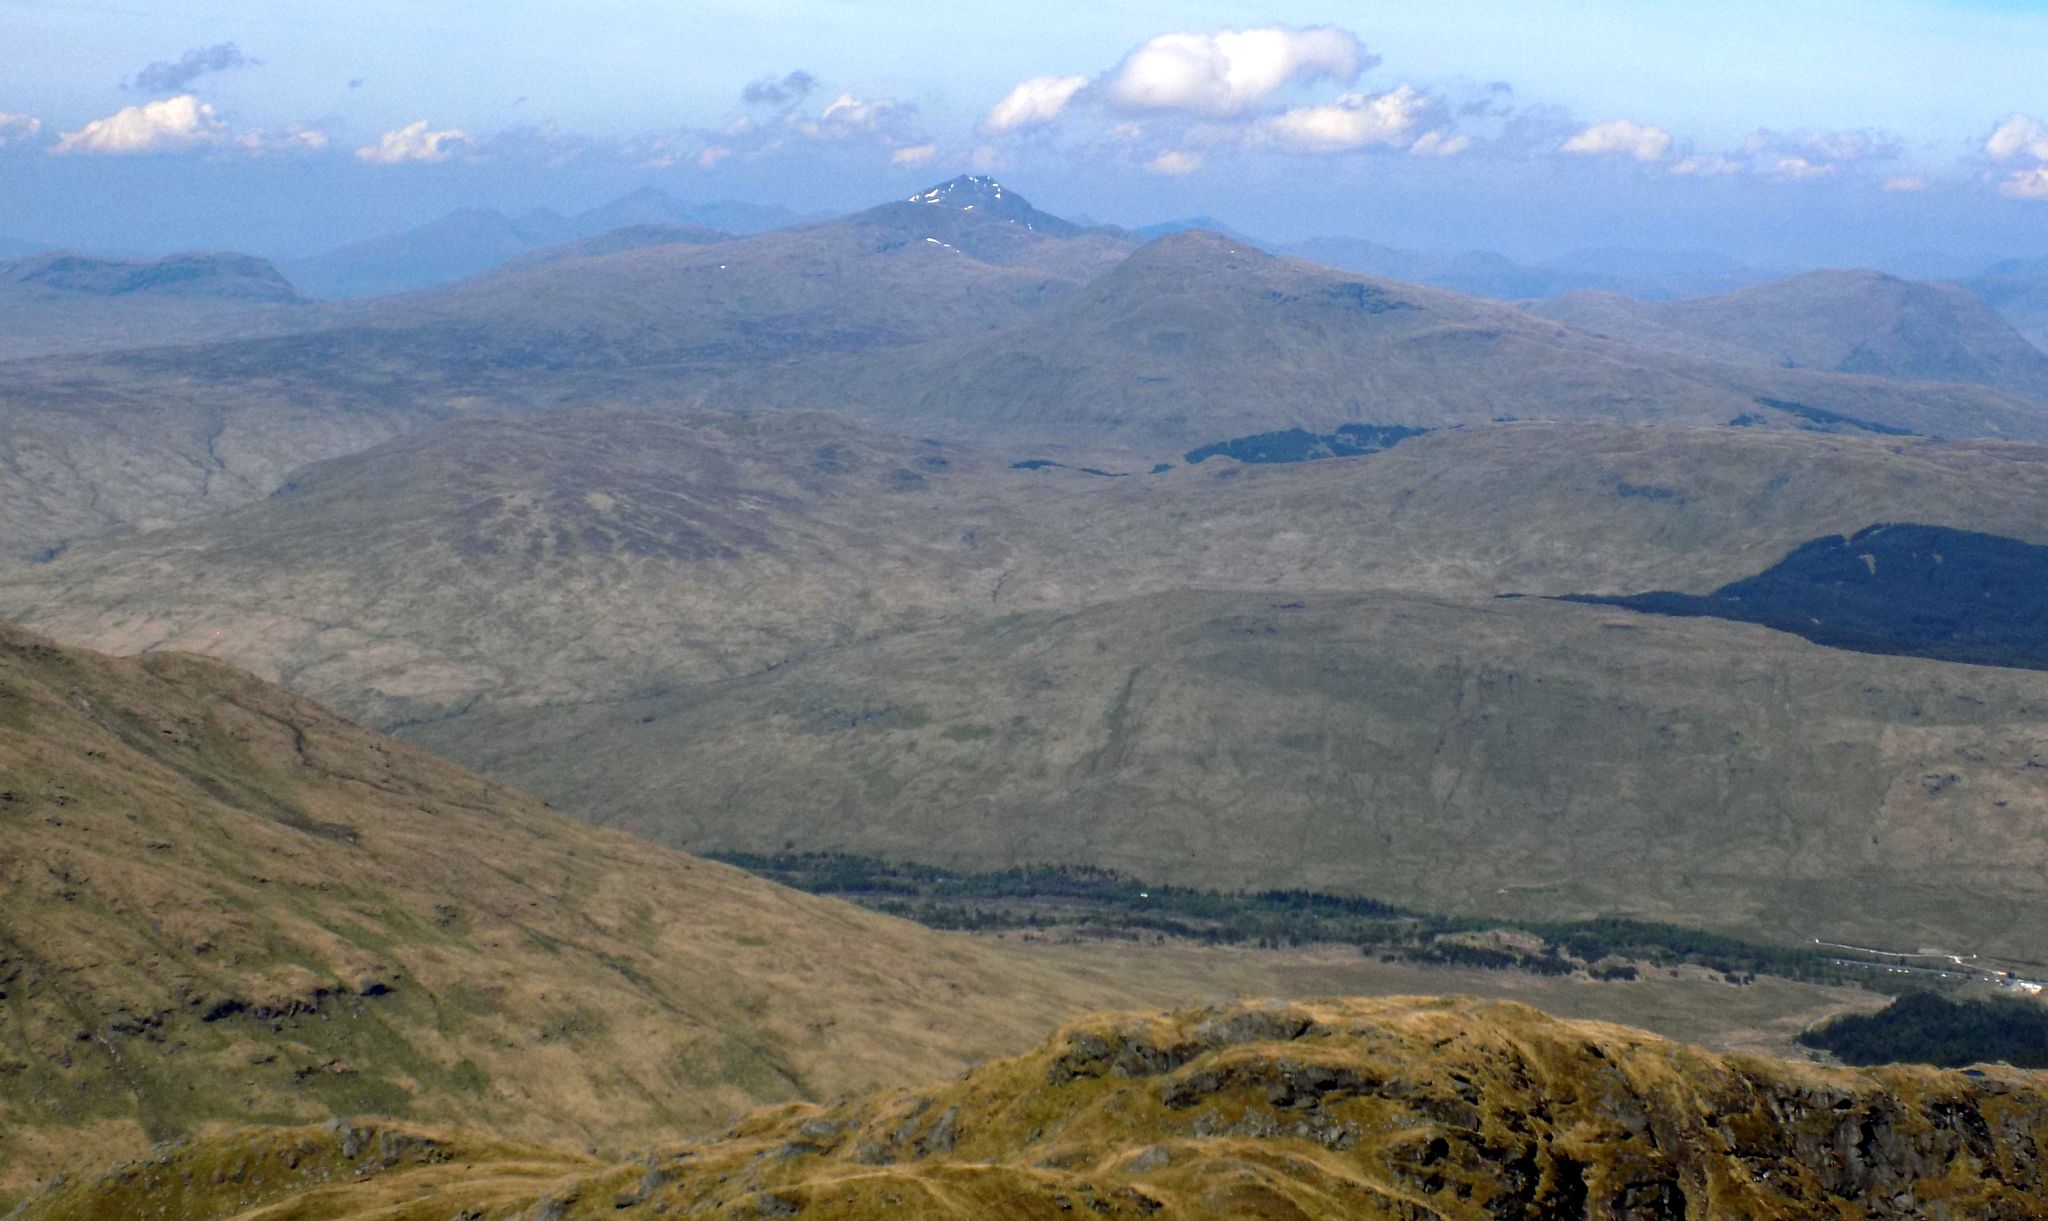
[
  {"left": 1560, "top": 119, "right": 1672, "bottom": 162},
  {"left": 1987, "top": 114, "right": 2048, "bottom": 200},
  {"left": 356, "top": 120, "right": 469, "bottom": 164},
  {"left": 1100, "top": 27, "right": 1369, "bottom": 117},
  {"left": 0, "top": 112, "right": 41, "bottom": 147},
  {"left": 977, "top": 25, "right": 1471, "bottom": 171},
  {"left": 54, "top": 95, "right": 225, "bottom": 154},
  {"left": 984, "top": 75, "right": 1089, "bottom": 135},
  {"left": 1265, "top": 85, "right": 1434, "bottom": 152}
]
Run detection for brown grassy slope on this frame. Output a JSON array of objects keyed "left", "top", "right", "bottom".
[
  {"left": 424, "top": 589, "right": 2048, "bottom": 959},
  {"left": 1530, "top": 269, "right": 2048, "bottom": 404},
  {"left": 17, "top": 997, "right": 2048, "bottom": 1219},
  {"left": 0, "top": 621, "right": 1323, "bottom": 1201},
  {"left": 10, "top": 413, "right": 2048, "bottom": 731}
]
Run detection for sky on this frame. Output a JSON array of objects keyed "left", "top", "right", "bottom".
[{"left": 2, "top": 0, "right": 2047, "bottom": 266}]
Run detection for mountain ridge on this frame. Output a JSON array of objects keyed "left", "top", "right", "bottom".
[
  {"left": 690, "top": 229, "right": 2048, "bottom": 447},
  {"left": 2, "top": 251, "right": 301, "bottom": 302},
  {"left": 282, "top": 188, "right": 806, "bottom": 299},
  {"left": 17, "top": 996, "right": 2048, "bottom": 1219},
  {"left": 1531, "top": 268, "right": 2048, "bottom": 405}
]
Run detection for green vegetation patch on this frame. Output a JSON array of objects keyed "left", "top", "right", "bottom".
[
  {"left": 1798, "top": 991, "right": 2048, "bottom": 1067},
  {"left": 711, "top": 852, "right": 1912, "bottom": 993},
  {"left": 1184, "top": 422, "right": 1430, "bottom": 466}
]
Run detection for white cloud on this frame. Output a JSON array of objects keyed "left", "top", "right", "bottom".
[
  {"left": 53, "top": 94, "right": 224, "bottom": 155},
  {"left": 1408, "top": 130, "right": 1469, "bottom": 157},
  {"left": 0, "top": 112, "right": 40, "bottom": 147},
  {"left": 355, "top": 120, "right": 468, "bottom": 164},
  {"left": 984, "top": 75, "right": 1089, "bottom": 135},
  {"left": 1102, "top": 26, "right": 1369, "bottom": 117},
  {"left": 1265, "top": 85, "right": 1432, "bottom": 152},
  {"left": 235, "top": 125, "right": 329, "bottom": 155},
  {"left": 1987, "top": 114, "right": 2048, "bottom": 164},
  {"left": 1669, "top": 153, "right": 1745, "bottom": 177},
  {"left": 1667, "top": 127, "right": 1900, "bottom": 184},
  {"left": 810, "top": 93, "right": 901, "bottom": 136},
  {"left": 1760, "top": 155, "right": 1833, "bottom": 182},
  {"left": 696, "top": 146, "right": 730, "bottom": 169},
  {"left": 790, "top": 93, "right": 930, "bottom": 164},
  {"left": 2001, "top": 168, "right": 2048, "bottom": 201},
  {"left": 1774, "top": 128, "right": 1895, "bottom": 164},
  {"left": 1737, "top": 128, "right": 1897, "bottom": 178},
  {"left": 1882, "top": 176, "right": 1930, "bottom": 192},
  {"left": 1145, "top": 149, "right": 1204, "bottom": 176},
  {"left": 1981, "top": 115, "right": 2048, "bottom": 200},
  {"left": 1560, "top": 119, "right": 1671, "bottom": 162}
]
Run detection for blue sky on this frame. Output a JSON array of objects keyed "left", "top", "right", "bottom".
[{"left": 3, "top": 0, "right": 2046, "bottom": 263}]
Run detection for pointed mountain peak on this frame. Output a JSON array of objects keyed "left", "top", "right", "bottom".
[
  {"left": 908, "top": 174, "right": 1012, "bottom": 208},
  {"left": 903, "top": 176, "right": 1087, "bottom": 236},
  {"left": 616, "top": 185, "right": 676, "bottom": 203}
]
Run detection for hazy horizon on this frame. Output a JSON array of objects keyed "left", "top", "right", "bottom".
[{"left": 5, "top": 1, "right": 2048, "bottom": 269}]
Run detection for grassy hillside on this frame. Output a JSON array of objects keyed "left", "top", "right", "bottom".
[
  {"left": 11, "top": 416, "right": 2048, "bottom": 958},
  {"left": 12, "top": 413, "right": 2048, "bottom": 726},
  {"left": 0, "top": 621, "right": 1425, "bottom": 1202},
  {"left": 418, "top": 587, "right": 2048, "bottom": 959},
  {"left": 17, "top": 997, "right": 2048, "bottom": 1218},
  {"left": 0, "top": 619, "right": 1895, "bottom": 1205}
]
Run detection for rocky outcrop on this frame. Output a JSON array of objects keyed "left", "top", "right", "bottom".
[{"left": 17, "top": 997, "right": 2048, "bottom": 1218}]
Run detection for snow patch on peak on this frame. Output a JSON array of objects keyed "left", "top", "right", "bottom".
[{"left": 908, "top": 175, "right": 1008, "bottom": 206}]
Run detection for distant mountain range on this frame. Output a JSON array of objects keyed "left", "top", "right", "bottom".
[
  {"left": 4, "top": 249, "right": 300, "bottom": 302},
  {"left": 16, "top": 169, "right": 2048, "bottom": 1220},
  {"left": 281, "top": 186, "right": 806, "bottom": 299},
  {"left": 1962, "top": 256, "right": 2048, "bottom": 351},
  {"left": 696, "top": 226, "right": 2048, "bottom": 448},
  {"left": 1276, "top": 236, "right": 1780, "bottom": 301},
  {"left": 4, "top": 176, "right": 2047, "bottom": 563},
  {"left": 1528, "top": 268, "right": 2048, "bottom": 405},
  {"left": 0, "top": 249, "right": 323, "bottom": 360}
]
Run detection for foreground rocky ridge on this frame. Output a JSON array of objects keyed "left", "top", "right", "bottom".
[{"left": 15, "top": 997, "right": 2048, "bottom": 1219}]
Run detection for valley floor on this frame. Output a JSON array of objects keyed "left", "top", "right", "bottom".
[{"left": 951, "top": 936, "right": 1883, "bottom": 1061}]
